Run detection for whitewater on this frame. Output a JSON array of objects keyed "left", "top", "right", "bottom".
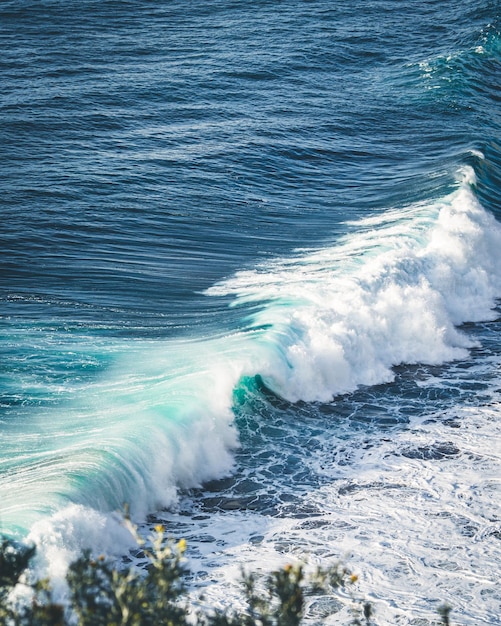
[
  {"left": 1, "top": 166, "right": 498, "bottom": 622},
  {"left": 1, "top": 0, "right": 501, "bottom": 623}
]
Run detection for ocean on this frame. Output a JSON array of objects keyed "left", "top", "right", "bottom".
[{"left": 1, "top": 0, "right": 500, "bottom": 623}]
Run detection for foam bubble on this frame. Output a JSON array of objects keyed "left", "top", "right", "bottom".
[{"left": 27, "top": 505, "right": 135, "bottom": 598}]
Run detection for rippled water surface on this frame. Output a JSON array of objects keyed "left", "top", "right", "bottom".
[{"left": 1, "top": 1, "right": 500, "bottom": 623}]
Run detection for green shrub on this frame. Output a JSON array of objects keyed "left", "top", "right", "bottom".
[{"left": 66, "top": 526, "right": 189, "bottom": 626}]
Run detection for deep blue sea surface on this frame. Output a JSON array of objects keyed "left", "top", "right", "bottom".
[{"left": 1, "top": 1, "right": 501, "bottom": 623}]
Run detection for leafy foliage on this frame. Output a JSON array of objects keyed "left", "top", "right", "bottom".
[
  {"left": 0, "top": 538, "right": 35, "bottom": 594},
  {"left": 66, "top": 526, "right": 189, "bottom": 626}
]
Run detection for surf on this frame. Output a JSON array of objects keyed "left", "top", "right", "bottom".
[
  {"left": 1, "top": 165, "right": 501, "bottom": 588},
  {"left": 208, "top": 165, "right": 501, "bottom": 400}
]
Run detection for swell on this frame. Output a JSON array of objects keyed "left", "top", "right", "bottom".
[
  {"left": 1, "top": 3, "right": 500, "bottom": 587},
  {"left": 1, "top": 166, "right": 499, "bottom": 576}
]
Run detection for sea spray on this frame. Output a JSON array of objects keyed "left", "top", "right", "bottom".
[
  {"left": 208, "top": 167, "right": 501, "bottom": 401},
  {"left": 0, "top": 338, "right": 246, "bottom": 541}
]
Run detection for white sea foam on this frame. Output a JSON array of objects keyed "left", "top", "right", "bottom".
[
  {"left": 171, "top": 397, "right": 501, "bottom": 625},
  {"left": 208, "top": 167, "right": 501, "bottom": 402},
  {"left": 26, "top": 506, "right": 135, "bottom": 598}
]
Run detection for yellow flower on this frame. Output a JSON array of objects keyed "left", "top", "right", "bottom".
[
  {"left": 154, "top": 524, "right": 164, "bottom": 533},
  {"left": 350, "top": 574, "right": 358, "bottom": 583},
  {"left": 178, "top": 538, "right": 187, "bottom": 552}
]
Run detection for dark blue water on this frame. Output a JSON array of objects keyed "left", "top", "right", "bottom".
[{"left": 1, "top": 1, "right": 500, "bottom": 623}]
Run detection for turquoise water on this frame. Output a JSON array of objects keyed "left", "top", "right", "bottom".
[{"left": 1, "top": 1, "right": 500, "bottom": 623}]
